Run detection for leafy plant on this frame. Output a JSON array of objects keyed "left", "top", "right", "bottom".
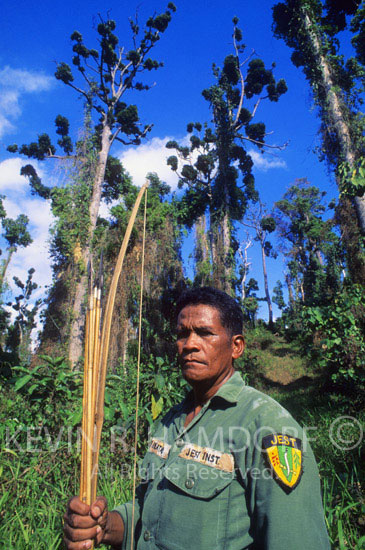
[
  {"left": 10, "top": 355, "right": 82, "bottom": 427},
  {"left": 299, "top": 282, "right": 365, "bottom": 388}
]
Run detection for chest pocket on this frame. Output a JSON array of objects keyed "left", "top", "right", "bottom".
[
  {"left": 164, "top": 455, "right": 234, "bottom": 498},
  {"left": 152, "top": 456, "right": 235, "bottom": 550}
]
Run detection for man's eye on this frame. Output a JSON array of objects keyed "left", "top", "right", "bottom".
[{"left": 198, "top": 329, "right": 212, "bottom": 336}]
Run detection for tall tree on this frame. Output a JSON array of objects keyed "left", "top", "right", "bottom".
[
  {"left": 8, "top": 5, "right": 176, "bottom": 365},
  {"left": 0, "top": 197, "right": 32, "bottom": 292},
  {"left": 6, "top": 269, "right": 41, "bottom": 364},
  {"left": 167, "top": 18, "right": 287, "bottom": 293},
  {"left": 273, "top": 178, "right": 342, "bottom": 307},
  {"left": 241, "top": 202, "right": 277, "bottom": 327},
  {"left": 0, "top": 198, "right": 33, "bottom": 357},
  {"left": 237, "top": 231, "right": 253, "bottom": 301},
  {"left": 272, "top": 0, "right": 365, "bottom": 281}
]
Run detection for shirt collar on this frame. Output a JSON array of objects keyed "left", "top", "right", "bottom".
[
  {"left": 180, "top": 370, "right": 245, "bottom": 409},
  {"left": 211, "top": 370, "right": 245, "bottom": 404}
]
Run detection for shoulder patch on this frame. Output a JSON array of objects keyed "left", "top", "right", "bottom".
[{"left": 262, "top": 434, "right": 303, "bottom": 492}]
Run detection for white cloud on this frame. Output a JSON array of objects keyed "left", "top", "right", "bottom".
[
  {"left": 248, "top": 149, "right": 287, "bottom": 172},
  {"left": 119, "top": 137, "right": 286, "bottom": 188},
  {"left": 98, "top": 199, "right": 115, "bottom": 220},
  {"left": 118, "top": 136, "right": 181, "bottom": 190},
  {"left": 0, "top": 90, "right": 21, "bottom": 117},
  {"left": 0, "top": 66, "right": 53, "bottom": 138},
  {"left": 0, "top": 158, "right": 31, "bottom": 192},
  {"left": 0, "top": 112, "right": 15, "bottom": 135},
  {"left": 0, "top": 66, "right": 53, "bottom": 93}
]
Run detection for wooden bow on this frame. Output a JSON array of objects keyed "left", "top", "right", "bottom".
[{"left": 80, "top": 183, "right": 149, "bottom": 532}]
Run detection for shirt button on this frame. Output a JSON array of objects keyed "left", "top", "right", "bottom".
[
  {"left": 143, "top": 530, "right": 151, "bottom": 541},
  {"left": 185, "top": 478, "right": 195, "bottom": 489},
  {"left": 176, "top": 438, "right": 185, "bottom": 447}
]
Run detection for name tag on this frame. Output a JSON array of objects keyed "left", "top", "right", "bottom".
[
  {"left": 149, "top": 438, "right": 171, "bottom": 459},
  {"left": 179, "top": 443, "right": 234, "bottom": 472}
]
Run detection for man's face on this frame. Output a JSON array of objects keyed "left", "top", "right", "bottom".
[{"left": 176, "top": 303, "right": 244, "bottom": 388}]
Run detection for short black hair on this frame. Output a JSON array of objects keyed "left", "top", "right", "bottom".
[{"left": 175, "top": 286, "right": 244, "bottom": 336}]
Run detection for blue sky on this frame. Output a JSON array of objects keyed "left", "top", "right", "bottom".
[{"left": 0, "top": 0, "right": 341, "bottom": 327}]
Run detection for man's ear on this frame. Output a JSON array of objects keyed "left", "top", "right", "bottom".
[{"left": 232, "top": 334, "right": 245, "bottom": 359}]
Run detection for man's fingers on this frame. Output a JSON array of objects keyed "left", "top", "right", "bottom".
[
  {"left": 95, "top": 526, "right": 104, "bottom": 545},
  {"left": 63, "top": 523, "right": 99, "bottom": 542},
  {"left": 64, "top": 512, "right": 97, "bottom": 529},
  {"left": 63, "top": 495, "right": 107, "bottom": 549},
  {"left": 90, "top": 496, "right": 107, "bottom": 520},
  {"left": 63, "top": 535, "right": 93, "bottom": 550},
  {"left": 67, "top": 496, "right": 91, "bottom": 516}
]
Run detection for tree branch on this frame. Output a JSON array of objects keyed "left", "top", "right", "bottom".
[
  {"left": 238, "top": 135, "right": 289, "bottom": 150},
  {"left": 233, "top": 30, "right": 246, "bottom": 127}
]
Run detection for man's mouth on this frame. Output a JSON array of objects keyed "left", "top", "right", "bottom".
[{"left": 182, "top": 358, "right": 205, "bottom": 366}]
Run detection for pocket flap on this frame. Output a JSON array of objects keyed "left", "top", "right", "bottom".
[{"left": 164, "top": 457, "right": 234, "bottom": 499}]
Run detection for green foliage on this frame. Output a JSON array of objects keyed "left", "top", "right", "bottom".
[
  {"left": 260, "top": 216, "right": 276, "bottom": 232},
  {"left": 241, "top": 278, "right": 260, "bottom": 326},
  {"left": 272, "top": 280, "right": 286, "bottom": 310},
  {"left": 338, "top": 158, "right": 365, "bottom": 198},
  {"left": 5, "top": 269, "right": 41, "bottom": 364},
  {"left": 20, "top": 164, "right": 51, "bottom": 199},
  {"left": 274, "top": 178, "right": 341, "bottom": 307},
  {"left": 1, "top": 214, "right": 32, "bottom": 249},
  {"left": 105, "top": 355, "right": 186, "bottom": 438},
  {"left": 299, "top": 282, "right": 365, "bottom": 387},
  {"left": 102, "top": 156, "right": 133, "bottom": 204},
  {"left": 9, "top": 355, "right": 82, "bottom": 427}
]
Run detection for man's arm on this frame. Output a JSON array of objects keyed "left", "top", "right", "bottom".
[
  {"left": 245, "top": 428, "right": 330, "bottom": 549},
  {"left": 63, "top": 496, "right": 124, "bottom": 549}
]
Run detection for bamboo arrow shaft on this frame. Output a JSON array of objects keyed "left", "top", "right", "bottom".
[{"left": 80, "top": 182, "right": 149, "bottom": 515}]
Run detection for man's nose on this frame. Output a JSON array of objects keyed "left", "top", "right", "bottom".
[{"left": 183, "top": 331, "right": 200, "bottom": 350}]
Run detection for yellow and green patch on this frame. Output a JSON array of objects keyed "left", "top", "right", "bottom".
[{"left": 262, "top": 434, "right": 302, "bottom": 492}]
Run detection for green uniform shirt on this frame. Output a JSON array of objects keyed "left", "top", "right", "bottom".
[{"left": 114, "top": 372, "right": 330, "bottom": 549}]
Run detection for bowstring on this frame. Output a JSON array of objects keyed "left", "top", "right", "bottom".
[{"left": 130, "top": 186, "right": 148, "bottom": 550}]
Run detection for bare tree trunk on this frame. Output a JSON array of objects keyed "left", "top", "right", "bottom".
[
  {"left": 285, "top": 273, "right": 295, "bottom": 310},
  {"left": 301, "top": 8, "right": 365, "bottom": 233},
  {"left": 238, "top": 233, "right": 252, "bottom": 301},
  {"left": 194, "top": 214, "right": 211, "bottom": 284},
  {"left": 68, "top": 123, "right": 112, "bottom": 367},
  {"left": 299, "top": 279, "right": 305, "bottom": 303},
  {"left": 0, "top": 247, "right": 14, "bottom": 291},
  {"left": 221, "top": 210, "right": 233, "bottom": 294},
  {"left": 121, "top": 318, "right": 129, "bottom": 368},
  {"left": 260, "top": 236, "right": 273, "bottom": 327},
  {"left": 315, "top": 249, "right": 324, "bottom": 266}
]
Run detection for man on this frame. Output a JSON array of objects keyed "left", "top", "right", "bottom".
[{"left": 64, "top": 287, "right": 330, "bottom": 549}]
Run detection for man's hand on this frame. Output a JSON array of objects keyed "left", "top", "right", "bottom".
[
  {"left": 63, "top": 496, "right": 108, "bottom": 549},
  {"left": 63, "top": 496, "right": 124, "bottom": 549}
]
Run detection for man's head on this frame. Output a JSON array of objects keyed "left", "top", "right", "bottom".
[
  {"left": 175, "top": 286, "right": 244, "bottom": 337},
  {"left": 175, "top": 287, "right": 245, "bottom": 393}
]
